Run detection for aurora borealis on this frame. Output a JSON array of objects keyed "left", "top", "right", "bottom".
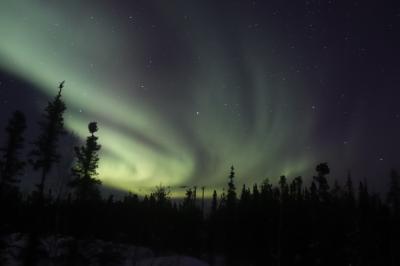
[{"left": 0, "top": 1, "right": 399, "bottom": 195}]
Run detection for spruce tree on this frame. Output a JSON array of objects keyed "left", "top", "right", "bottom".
[
  {"left": 279, "top": 175, "right": 289, "bottom": 201},
  {"left": 331, "top": 180, "right": 342, "bottom": 200},
  {"left": 0, "top": 111, "right": 27, "bottom": 196},
  {"left": 227, "top": 165, "right": 236, "bottom": 210},
  {"left": 240, "top": 184, "right": 251, "bottom": 208},
  {"left": 225, "top": 166, "right": 237, "bottom": 264},
  {"left": 260, "top": 178, "right": 272, "bottom": 203},
  {"left": 252, "top": 184, "right": 260, "bottom": 203},
  {"left": 70, "top": 122, "right": 102, "bottom": 202},
  {"left": 345, "top": 171, "right": 355, "bottom": 205},
  {"left": 211, "top": 190, "right": 218, "bottom": 214},
  {"left": 182, "top": 187, "right": 195, "bottom": 210},
  {"left": 387, "top": 170, "right": 400, "bottom": 215},
  {"left": 358, "top": 180, "right": 370, "bottom": 212},
  {"left": 293, "top": 176, "right": 303, "bottom": 200},
  {"left": 30, "top": 82, "right": 66, "bottom": 199},
  {"left": 310, "top": 181, "right": 318, "bottom": 202},
  {"left": 314, "top": 162, "right": 330, "bottom": 202}
]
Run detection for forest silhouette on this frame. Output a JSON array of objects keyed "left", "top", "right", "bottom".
[{"left": 0, "top": 82, "right": 399, "bottom": 266}]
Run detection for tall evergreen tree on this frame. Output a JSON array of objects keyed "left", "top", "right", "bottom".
[
  {"left": 182, "top": 187, "right": 195, "bottom": 210},
  {"left": 211, "top": 190, "right": 218, "bottom": 214},
  {"left": 345, "top": 171, "right": 355, "bottom": 205},
  {"left": 225, "top": 166, "right": 238, "bottom": 264},
  {"left": 387, "top": 170, "right": 400, "bottom": 214},
  {"left": 226, "top": 165, "right": 236, "bottom": 210},
  {"left": 358, "top": 180, "right": 370, "bottom": 212},
  {"left": 260, "top": 178, "right": 272, "bottom": 203},
  {"left": 70, "top": 122, "right": 102, "bottom": 202},
  {"left": 30, "top": 82, "right": 66, "bottom": 199},
  {"left": 310, "top": 181, "right": 318, "bottom": 202},
  {"left": 240, "top": 184, "right": 251, "bottom": 205},
  {"left": 149, "top": 185, "right": 171, "bottom": 211},
  {"left": 314, "top": 162, "right": 330, "bottom": 201},
  {"left": 292, "top": 176, "right": 303, "bottom": 200},
  {"left": 331, "top": 180, "right": 342, "bottom": 200},
  {"left": 0, "top": 111, "right": 27, "bottom": 196},
  {"left": 279, "top": 175, "right": 289, "bottom": 201},
  {"left": 252, "top": 184, "right": 260, "bottom": 203}
]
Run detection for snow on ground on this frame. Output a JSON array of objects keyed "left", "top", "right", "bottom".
[
  {"left": 136, "top": 256, "right": 209, "bottom": 266},
  {"left": 0, "top": 233, "right": 210, "bottom": 266}
]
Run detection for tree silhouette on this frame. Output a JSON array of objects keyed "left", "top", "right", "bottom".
[
  {"left": 0, "top": 111, "right": 27, "bottom": 258},
  {"left": 225, "top": 166, "right": 238, "bottom": 265},
  {"left": 310, "top": 180, "right": 318, "bottom": 202},
  {"left": 345, "top": 171, "right": 355, "bottom": 206},
  {"left": 0, "top": 110, "right": 27, "bottom": 197},
  {"left": 30, "top": 82, "right": 66, "bottom": 200},
  {"left": 150, "top": 184, "right": 171, "bottom": 207},
  {"left": 358, "top": 180, "right": 369, "bottom": 208},
  {"left": 387, "top": 170, "right": 400, "bottom": 215},
  {"left": 290, "top": 176, "right": 303, "bottom": 201},
  {"left": 211, "top": 189, "right": 218, "bottom": 214},
  {"left": 252, "top": 183, "right": 260, "bottom": 205},
  {"left": 279, "top": 175, "right": 289, "bottom": 201},
  {"left": 70, "top": 122, "right": 102, "bottom": 202},
  {"left": 182, "top": 187, "right": 195, "bottom": 210},
  {"left": 240, "top": 184, "right": 251, "bottom": 204},
  {"left": 226, "top": 165, "right": 236, "bottom": 210},
  {"left": 314, "top": 162, "right": 330, "bottom": 201}
]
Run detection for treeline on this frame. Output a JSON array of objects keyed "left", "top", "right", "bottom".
[{"left": 0, "top": 82, "right": 400, "bottom": 266}]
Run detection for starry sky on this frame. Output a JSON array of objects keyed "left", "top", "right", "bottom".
[{"left": 0, "top": 1, "right": 399, "bottom": 196}]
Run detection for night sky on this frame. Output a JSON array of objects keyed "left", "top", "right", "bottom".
[{"left": 0, "top": 1, "right": 399, "bottom": 196}]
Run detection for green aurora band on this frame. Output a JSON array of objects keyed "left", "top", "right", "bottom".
[{"left": 0, "top": 1, "right": 319, "bottom": 196}]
